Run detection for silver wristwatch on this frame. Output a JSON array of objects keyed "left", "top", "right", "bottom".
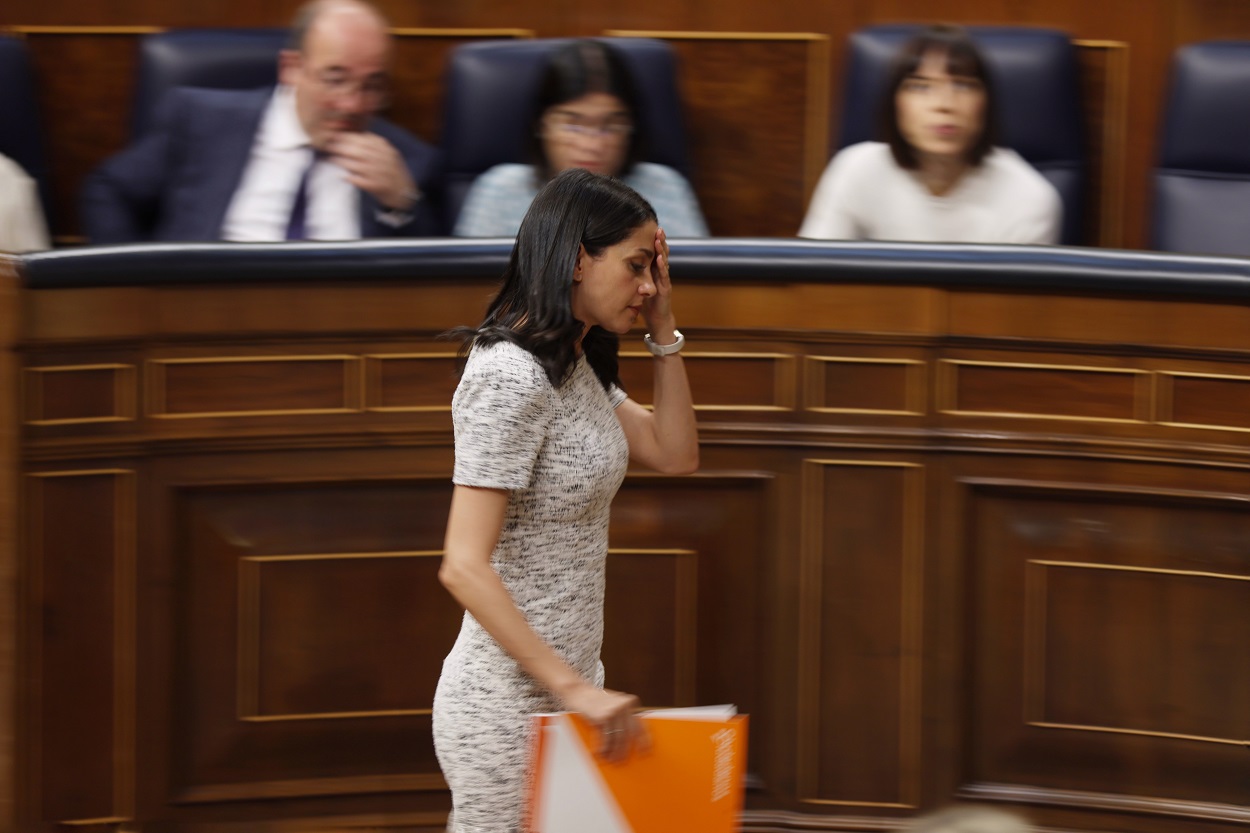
[{"left": 643, "top": 330, "right": 684, "bottom": 356}]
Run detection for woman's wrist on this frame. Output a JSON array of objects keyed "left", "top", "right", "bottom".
[
  {"left": 551, "top": 674, "right": 593, "bottom": 704},
  {"left": 644, "top": 318, "right": 679, "bottom": 345}
]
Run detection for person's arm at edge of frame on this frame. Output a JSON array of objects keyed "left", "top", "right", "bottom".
[
  {"left": 614, "top": 227, "right": 699, "bottom": 475},
  {"left": 80, "top": 91, "right": 189, "bottom": 244},
  {"left": 439, "top": 484, "right": 649, "bottom": 761}
]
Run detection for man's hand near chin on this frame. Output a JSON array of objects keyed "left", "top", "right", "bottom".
[{"left": 326, "top": 132, "right": 418, "bottom": 211}]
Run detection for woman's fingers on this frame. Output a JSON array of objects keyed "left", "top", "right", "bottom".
[{"left": 598, "top": 710, "right": 647, "bottom": 762}]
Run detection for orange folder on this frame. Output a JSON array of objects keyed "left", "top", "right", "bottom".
[{"left": 524, "top": 706, "right": 748, "bottom": 833}]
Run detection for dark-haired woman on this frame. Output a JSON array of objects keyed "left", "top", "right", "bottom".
[
  {"left": 433, "top": 168, "right": 698, "bottom": 833},
  {"left": 453, "top": 39, "right": 708, "bottom": 238},
  {"left": 799, "top": 25, "right": 1060, "bottom": 243}
]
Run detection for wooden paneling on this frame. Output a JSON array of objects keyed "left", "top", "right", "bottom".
[
  {"left": 621, "top": 351, "right": 797, "bottom": 411},
  {"left": 0, "top": 263, "right": 18, "bottom": 833},
  {"left": 607, "top": 475, "right": 773, "bottom": 772},
  {"left": 364, "top": 353, "right": 459, "bottom": 412},
  {"left": 966, "top": 478, "right": 1250, "bottom": 814},
  {"left": 804, "top": 356, "right": 925, "bottom": 415},
  {"left": 603, "top": 548, "right": 699, "bottom": 707},
  {"left": 939, "top": 360, "right": 1150, "bottom": 423},
  {"left": 606, "top": 32, "right": 829, "bottom": 236},
  {"left": 24, "top": 363, "right": 137, "bottom": 425},
  {"left": 237, "top": 551, "right": 446, "bottom": 721},
  {"left": 148, "top": 355, "right": 361, "bottom": 418},
  {"left": 1160, "top": 371, "right": 1250, "bottom": 433},
  {"left": 25, "top": 469, "right": 135, "bottom": 825},
  {"left": 799, "top": 460, "right": 924, "bottom": 808},
  {"left": 1074, "top": 40, "right": 1129, "bottom": 247},
  {"left": 172, "top": 476, "right": 459, "bottom": 803},
  {"left": 14, "top": 258, "right": 1250, "bottom": 832},
  {"left": 387, "top": 30, "right": 534, "bottom": 146}
]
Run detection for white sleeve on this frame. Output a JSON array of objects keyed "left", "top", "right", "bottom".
[
  {"left": 452, "top": 345, "right": 553, "bottom": 490},
  {"left": 1, "top": 169, "right": 50, "bottom": 253}
]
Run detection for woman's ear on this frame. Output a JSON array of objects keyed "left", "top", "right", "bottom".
[{"left": 573, "top": 244, "right": 587, "bottom": 282}]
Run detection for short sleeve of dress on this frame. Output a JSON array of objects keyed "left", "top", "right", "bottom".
[
  {"left": 452, "top": 343, "right": 553, "bottom": 490},
  {"left": 608, "top": 383, "right": 628, "bottom": 410}
]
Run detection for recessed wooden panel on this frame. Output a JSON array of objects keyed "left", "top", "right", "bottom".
[
  {"left": 149, "top": 355, "right": 360, "bottom": 418},
  {"left": 1074, "top": 40, "right": 1130, "bottom": 248},
  {"left": 804, "top": 357, "right": 923, "bottom": 414},
  {"left": 799, "top": 460, "right": 923, "bottom": 807},
  {"left": 24, "top": 364, "right": 136, "bottom": 425},
  {"left": 1162, "top": 371, "right": 1250, "bottom": 432},
  {"left": 609, "top": 474, "right": 772, "bottom": 778},
  {"left": 941, "top": 360, "right": 1147, "bottom": 422},
  {"left": 969, "top": 480, "right": 1250, "bottom": 809},
  {"left": 27, "top": 469, "right": 135, "bottom": 823},
  {"left": 175, "top": 477, "right": 459, "bottom": 802},
  {"left": 606, "top": 32, "right": 829, "bottom": 236},
  {"left": 388, "top": 29, "right": 534, "bottom": 145},
  {"left": 238, "top": 551, "right": 447, "bottom": 721},
  {"left": 619, "top": 352, "right": 795, "bottom": 410},
  {"left": 602, "top": 549, "right": 698, "bottom": 707},
  {"left": 365, "top": 354, "right": 459, "bottom": 412},
  {"left": 1025, "top": 560, "right": 1250, "bottom": 744}
]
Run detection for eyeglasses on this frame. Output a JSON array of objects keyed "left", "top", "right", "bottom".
[
  {"left": 314, "top": 70, "right": 392, "bottom": 107},
  {"left": 545, "top": 112, "right": 634, "bottom": 140}
]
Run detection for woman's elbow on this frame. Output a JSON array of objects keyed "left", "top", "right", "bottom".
[
  {"left": 656, "top": 447, "right": 699, "bottom": 475},
  {"left": 438, "top": 559, "right": 473, "bottom": 596}
]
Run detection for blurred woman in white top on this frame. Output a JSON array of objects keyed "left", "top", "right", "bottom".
[
  {"left": 0, "top": 153, "right": 50, "bottom": 252},
  {"left": 799, "top": 25, "right": 1060, "bottom": 244}
]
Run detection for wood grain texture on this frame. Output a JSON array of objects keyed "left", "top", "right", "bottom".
[
  {"left": 12, "top": 261, "right": 1250, "bottom": 831},
  {"left": 0, "top": 261, "right": 18, "bottom": 832}
]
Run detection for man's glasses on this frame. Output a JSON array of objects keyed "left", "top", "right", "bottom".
[{"left": 315, "top": 71, "right": 391, "bottom": 107}]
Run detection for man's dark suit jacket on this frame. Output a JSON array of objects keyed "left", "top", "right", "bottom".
[{"left": 81, "top": 87, "right": 445, "bottom": 243}]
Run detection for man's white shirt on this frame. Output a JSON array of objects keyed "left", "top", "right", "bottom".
[{"left": 221, "top": 86, "right": 361, "bottom": 242}]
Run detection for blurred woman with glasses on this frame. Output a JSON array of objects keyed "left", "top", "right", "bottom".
[
  {"left": 454, "top": 39, "right": 708, "bottom": 237},
  {"left": 799, "top": 24, "right": 1061, "bottom": 244}
]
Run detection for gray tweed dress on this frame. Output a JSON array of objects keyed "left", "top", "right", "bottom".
[{"left": 433, "top": 340, "right": 629, "bottom": 833}]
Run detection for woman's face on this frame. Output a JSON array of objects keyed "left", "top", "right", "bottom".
[
  {"left": 570, "top": 220, "right": 659, "bottom": 335},
  {"left": 540, "top": 92, "right": 633, "bottom": 177},
  {"left": 894, "top": 49, "right": 986, "bottom": 162}
]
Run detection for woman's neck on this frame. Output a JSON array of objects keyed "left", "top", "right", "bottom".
[{"left": 914, "top": 153, "right": 970, "bottom": 197}]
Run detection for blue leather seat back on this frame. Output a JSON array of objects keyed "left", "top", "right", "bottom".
[
  {"left": 1153, "top": 41, "right": 1250, "bottom": 256},
  {"left": 441, "top": 38, "right": 691, "bottom": 230},
  {"left": 132, "top": 29, "right": 286, "bottom": 136},
  {"left": 838, "top": 25, "right": 1086, "bottom": 245},
  {"left": 0, "top": 34, "right": 53, "bottom": 229}
]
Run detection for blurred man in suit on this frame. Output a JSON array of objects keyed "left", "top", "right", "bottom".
[{"left": 82, "top": 0, "right": 442, "bottom": 242}]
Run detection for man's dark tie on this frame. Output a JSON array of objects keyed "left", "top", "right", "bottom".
[{"left": 284, "top": 151, "right": 321, "bottom": 241}]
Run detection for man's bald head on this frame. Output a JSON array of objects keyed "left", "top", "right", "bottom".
[{"left": 279, "top": 0, "right": 394, "bottom": 148}]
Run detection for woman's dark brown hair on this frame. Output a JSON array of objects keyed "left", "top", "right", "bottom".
[{"left": 879, "top": 25, "right": 999, "bottom": 169}]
